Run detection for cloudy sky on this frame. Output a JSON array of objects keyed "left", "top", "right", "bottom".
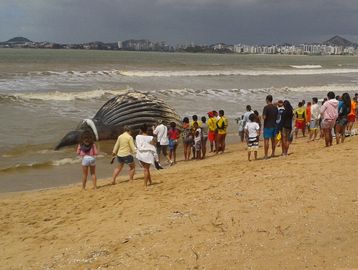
[{"left": 0, "top": 0, "right": 357, "bottom": 45}]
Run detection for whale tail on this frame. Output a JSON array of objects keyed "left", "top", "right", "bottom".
[{"left": 55, "top": 130, "right": 83, "bottom": 150}]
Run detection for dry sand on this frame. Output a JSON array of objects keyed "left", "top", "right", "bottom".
[{"left": 1, "top": 135, "right": 358, "bottom": 270}]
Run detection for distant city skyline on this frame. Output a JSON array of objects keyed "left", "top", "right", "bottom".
[{"left": 1, "top": 0, "right": 358, "bottom": 45}]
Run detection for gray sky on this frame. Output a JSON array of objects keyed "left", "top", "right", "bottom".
[{"left": 0, "top": 0, "right": 357, "bottom": 45}]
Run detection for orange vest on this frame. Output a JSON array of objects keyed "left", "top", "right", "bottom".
[{"left": 348, "top": 101, "right": 356, "bottom": 116}]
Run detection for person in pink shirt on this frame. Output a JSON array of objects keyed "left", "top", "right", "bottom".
[
  {"left": 168, "top": 122, "right": 180, "bottom": 164},
  {"left": 76, "top": 130, "right": 98, "bottom": 190},
  {"left": 320, "top": 91, "right": 339, "bottom": 147}
]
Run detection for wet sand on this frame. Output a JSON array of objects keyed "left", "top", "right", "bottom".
[{"left": 1, "top": 135, "right": 358, "bottom": 269}]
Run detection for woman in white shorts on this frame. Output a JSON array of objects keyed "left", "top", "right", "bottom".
[{"left": 77, "top": 130, "right": 97, "bottom": 190}]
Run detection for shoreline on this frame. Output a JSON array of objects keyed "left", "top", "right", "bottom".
[
  {"left": 1, "top": 135, "right": 358, "bottom": 269},
  {"left": 0, "top": 133, "right": 240, "bottom": 194}
]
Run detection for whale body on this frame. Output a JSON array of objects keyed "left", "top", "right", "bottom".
[{"left": 55, "top": 91, "right": 181, "bottom": 150}]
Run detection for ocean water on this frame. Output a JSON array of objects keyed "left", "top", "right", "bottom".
[{"left": 1, "top": 48, "right": 358, "bottom": 192}]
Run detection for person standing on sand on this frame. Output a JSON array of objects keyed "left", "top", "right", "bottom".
[
  {"left": 111, "top": 126, "right": 136, "bottom": 185},
  {"left": 216, "top": 110, "right": 228, "bottom": 154},
  {"left": 253, "top": 110, "right": 262, "bottom": 129},
  {"left": 335, "top": 92, "right": 351, "bottom": 144},
  {"left": 77, "top": 130, "right": 97, "bottom": 190},
  {"left": 236, "top": 115, "right": 245, "bottom": 143},
  {"left": 213, "top": 110, "right": 220, "bottom": 152},
  {"left": 201, "top": 116, "right": 208, "bottom": 159},
  {"left": 355, "top": 94, "right": 358, "bottom": 119},
  {"left": 320, "top": 91, "right": 339, "bottom": 147},
  {"left": 207, "top": 111, "right": 217, "bottom": 152},
  {"left": 168, "top": 122, "right": 180, "bottom": 164},
  {"left": 153, "top": 120, "right": 173, "bottom": 165},
  {"left": 275, "top": 100, "right": 285, "bottom": 147},
  {"left": 136, "top": 124, "right": 163, "bottom": 188},
  {"left": 243, "top": 105, "right": 254, "bottom": 140},
  {"left": 190, "top": 115, "right": 202, "bottom": 159},
  {"left": 279, "top": 100, "right": 294, "bottom": 156},
  {"left": 182, "top": 117, "right": 193, "bottom": 160},
  {"left": 294, "top": 102, "right": 306, "bottom": 138},
  {"left": 262, "top": 95, "right": 278, "bottom": 159},
  {"left": 347, "top": 96, "right": 357, "bottom": 136},
  {"left": 193, "top": 122, "right": 202, "bottom": 160},
  {"left": 306, "top": 102, "right": 312, "bottom": 139},
  {"left": 245, "top": 113, "right": 260, "bottom": 161},
  {"left": 309, "top": 97, "right": 320, "bottom": 141}
]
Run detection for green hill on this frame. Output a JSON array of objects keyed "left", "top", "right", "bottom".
[{"left": 6, "top": 37, "right": 32, "bottom": 44}]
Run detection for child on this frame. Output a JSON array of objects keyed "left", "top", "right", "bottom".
[
  {"left": 237, "top": 115, "right": 245, "bottom": 143},
  {"left": 244, "top": 114, "right": 260, "bottom": 161},
  {"left": 193, "top": 122, "right": 202, "bottom": 160},
  {"left": 77, "top": 130, "right": 97, "bottom": 190},
  {"left": 168, "top": 122, "right": 180, "bottom": 164},
  {"left": 201, "top": 116, "right": 208, "bottom": 159}
]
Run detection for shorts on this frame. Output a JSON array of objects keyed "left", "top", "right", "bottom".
[
  {"left": 183, "top": 135, "right": 193, "bottom": 145},
  {"left": 194, "top": 140, "right": 201, "bottom": 151},
  {"left": 208, "top": 131, "right": 216, "bottom": 142},
  {"left": 157, "top": 143, "right": 168, "bottom": 156},
  {"left": 263, "top": 128, "right": 276, "bottom": 139},
  {"left": 309, "top": 119, "right": 319, "bottom": 130},
  {"left": 281, "top": 128, "right": 292, "bottom": 138},
  {"left": 247, "top": 137, "right": 259, "bottom": 151},
  {"left": 348, "top": 114, "right": 356, "bottom": 123},
  {"left": 321, "top": 119, "right": 335, "bottom": 129},
  {"left": 336, "top": 117, "right": 348, "bottom": 126},
  {"left": 295, "top": 120, "right": 305, "bottom": 130},
  {"left": 201, "top": 136, "right": 208, "bottom": 146},
  {"left": 117, "top": 155, "right": 134, "bottom": 164},
  {"left": 168, "top": 139, "right": 178, "bottom": 151},
  {"left": 82, "top": 155, "right": 96, "bottom": 166}
]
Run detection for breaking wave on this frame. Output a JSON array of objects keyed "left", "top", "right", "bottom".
[
  {"left": 290, "top": 65, "right": 322, "bottom": 69},
  {"left": 153, "top": 84, "right": 358, "bottom": 98},
  {"left": 0, "top": 89, "right": 131, "bottom": 102},
  {"left": 1, "top": 83, "right": 358, "bottom": 104},
  {"left": 0, "top": 158, "right": 80, "bottom": 173},
  {"left": 119, "top": 68, "right": 358, "bottom": 77},
  {"left": 4, "top": 67, "right": 358, "bottom": 80}
]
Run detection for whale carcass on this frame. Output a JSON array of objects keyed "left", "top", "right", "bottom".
[{"left": 55, "top": 91, "right": 181, "bottom": 150}]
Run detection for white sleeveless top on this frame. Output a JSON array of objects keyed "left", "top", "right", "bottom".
[{"left": 135, "top": 135, "right": 156, "bottom": 165}]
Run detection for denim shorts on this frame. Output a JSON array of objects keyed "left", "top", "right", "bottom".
[
  {"left": 156, "top": 143, "right": 168, "bottom": 156},
  {"left": 263, "top": 128, "right": 276, "bottom": 139},
  {"left": 117, "top": 155, "right": 134, "bottom": 164},
  {"left": 309, "top": 119, "right": 319, "bottom": 130},
  {"left": 82, "top": 155, "right": 96, "bottom": 166}
]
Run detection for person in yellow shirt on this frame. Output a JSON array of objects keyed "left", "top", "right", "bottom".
[
  {"left": 207, "top": 111, "right": 217, "bottom": 152},
  {"left": 294, "top": 102, "right": 306, "bottom": 138},
  {"left": 189, "top": 114, "right": 202, "bottom": 128},
  {"left": 216, "top": 110, "right": 228, "bottom": 154},
  {"left": 111, "top": 126, "right": 136, "bottom": 185}
]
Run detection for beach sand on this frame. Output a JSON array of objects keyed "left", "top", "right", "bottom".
[{"left": 1, "top": 136, "right": 358, "bottom": 269}]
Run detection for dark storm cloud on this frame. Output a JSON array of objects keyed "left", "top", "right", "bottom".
[{"left": 1, "top": 0, "right": 358, "bottom": 44}]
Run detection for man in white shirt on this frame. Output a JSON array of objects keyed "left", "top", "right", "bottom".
[
  {"left": 309, "top": 97, "right": 321, "bottom": 141},
  {"left": 243, "top": 105, "right": 254, "bottom": 126},
  {"left": 153, "top": 120, "right": 172, "bottom": 165}
]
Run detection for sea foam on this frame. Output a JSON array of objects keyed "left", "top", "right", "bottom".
[{"left": 120, "top": 68, "right": 358, "bottom": 77}]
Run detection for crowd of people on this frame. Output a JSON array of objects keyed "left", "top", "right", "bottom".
[
  {"left": 76, "top": 109, "right": 229, "bottom": 189},
  {"left": 76, "top": 91, "right": 358, "bottom": 190},
  {"left": 237, "top": 92, "right": 358, "bottom": 161}
]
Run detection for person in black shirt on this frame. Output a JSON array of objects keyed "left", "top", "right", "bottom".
[
  {"left": 262, "top": 95, "right": 278, "bottom": 159},
  {"left": 280, "top": 100, "right": 294, "bottom": 156}
]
